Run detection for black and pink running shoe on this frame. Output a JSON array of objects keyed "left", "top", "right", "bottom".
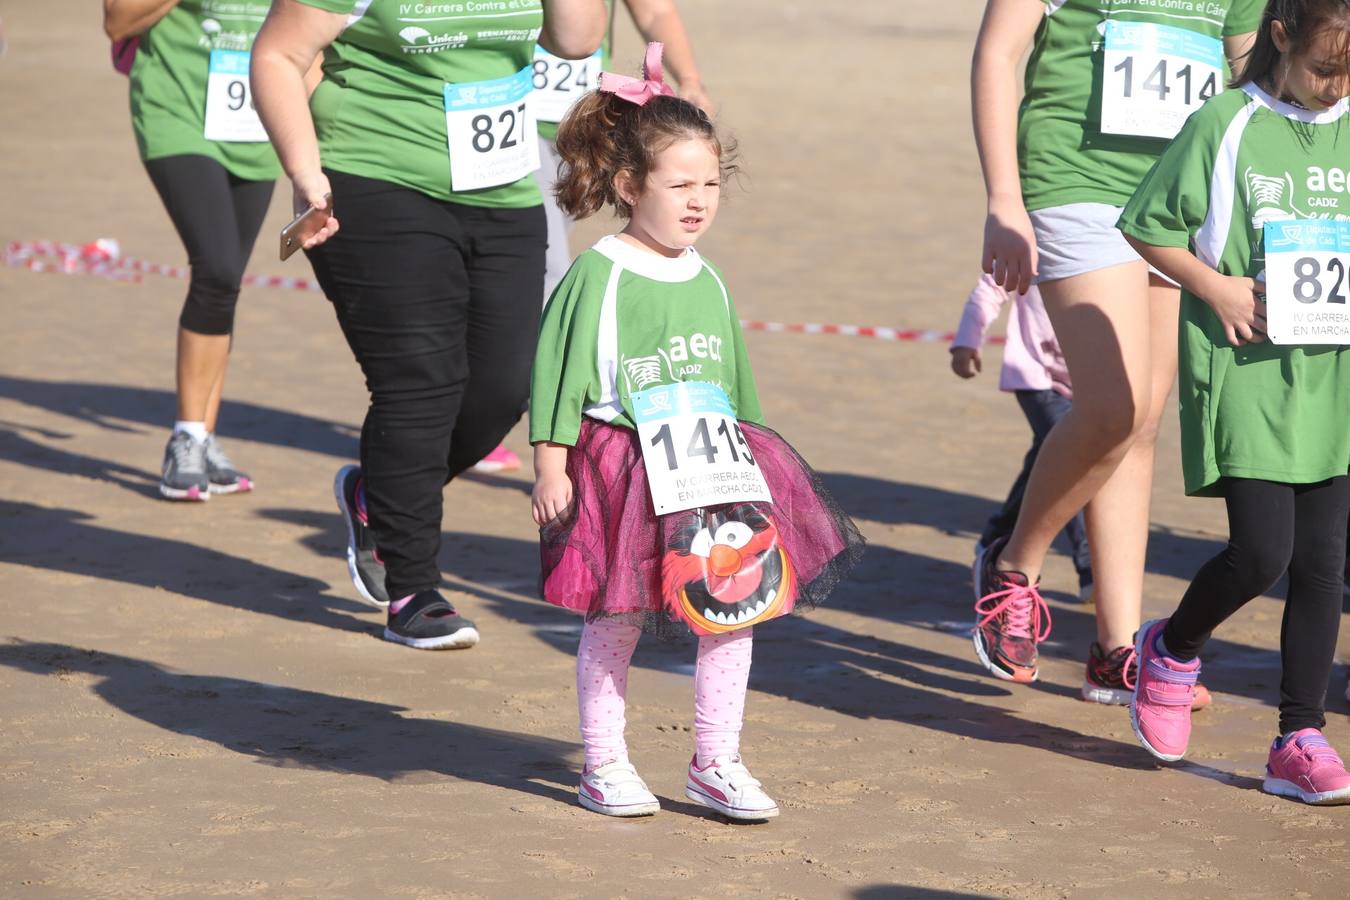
[
  {"left": 972, "top": 536, "right": 1051, "bottom": 683},
  {"left": 333, "top": 464, "right": 389, "bottom": 608}
]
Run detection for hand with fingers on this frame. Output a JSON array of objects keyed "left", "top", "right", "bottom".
[
  {"left": 291, "top": 172, "right": 340, "bottom": 249},
  {"left": 983, "top": 199, "right": 1039, "bottom": 295},
  {"left": 1204, "top": 275, "right": 1267, "bottom": 346},
  {"left": 950, "top": 346, "right": 982, "bottom": 379}
]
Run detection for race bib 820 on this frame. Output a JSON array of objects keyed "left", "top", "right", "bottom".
[{"left": 1263, "top": 219, "right": 1350, "bottom": 345}]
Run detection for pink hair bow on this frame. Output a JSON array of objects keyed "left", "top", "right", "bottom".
[{"left": 598, "top": 42, "right": 676, "bottom": 107}]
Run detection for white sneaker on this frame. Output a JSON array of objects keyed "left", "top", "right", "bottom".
[
  {"left": 685, "top": 755, "right": 779, "bottom": 820},
  {"left": 578, "top": 761, "right": 659, "bottom": 817}
]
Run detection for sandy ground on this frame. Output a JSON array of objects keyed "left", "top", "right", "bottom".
[{"left": 2, "top": 1, "right": 1349, "bottom": 897}]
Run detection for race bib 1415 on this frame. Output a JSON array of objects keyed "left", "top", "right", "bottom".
[{"left": 631, "top": 381, "right": 772, "bottom": 516}]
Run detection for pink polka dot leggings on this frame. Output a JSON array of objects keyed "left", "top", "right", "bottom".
[{"left": 576, "top": 619, "right": 753, "bottom": 772}]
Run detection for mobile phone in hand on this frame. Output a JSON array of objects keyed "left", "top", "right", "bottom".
[{"left": 280, "top": 194, "right": 332, "bottom": 260}]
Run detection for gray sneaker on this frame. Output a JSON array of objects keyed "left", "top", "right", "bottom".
[
  {"left": 203, "top": 434, "right": 254, "bottom": 494},
  {"left": 160, "top": 432, "right": 209, "bottom": 502}
]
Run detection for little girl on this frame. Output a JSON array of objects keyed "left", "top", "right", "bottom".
[
  {"left": 1119, "top": 0, "right": 1350, "bottom": 804},
  {"left": 529, "top": 44, "right": 863, "bottom": 820}
]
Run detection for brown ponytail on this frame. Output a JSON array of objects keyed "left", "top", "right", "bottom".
[{"left": 554, "top": 87, "right": 737, "bottom": 220}]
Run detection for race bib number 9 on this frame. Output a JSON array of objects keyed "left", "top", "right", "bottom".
[
  {"left": 1264, "top": 220, "right": 1350, "bottom": 345},
  {"left": 531, "top": 46, "right": 602, "bottom": 124},
  {"left": 632, "top": 382, "right": 772, "bottom": 516},
  {"left": 203, "top": 50, "right": 268, "bottom": 143},
  {"left": 1100, "top": 21, "right": 1222, "bottom": 139},
  {"left": 444, "top": 67, "right": 540, "bottom": 192}
]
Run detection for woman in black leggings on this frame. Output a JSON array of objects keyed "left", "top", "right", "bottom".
[
  {"left": 253, "top": 0, "right": 606, "bottom": 649},
  {"left": 105, "top": 0, "right": 279, "bottom": 501}
]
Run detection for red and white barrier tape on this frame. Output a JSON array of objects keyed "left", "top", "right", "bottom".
[
  {"left": 5, "top": 239, "right": 1000, "bottom": 344},
  {"left": 4, "top": 239, "right": 323, "bottom": 293}
]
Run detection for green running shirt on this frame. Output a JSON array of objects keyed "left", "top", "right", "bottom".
[
  {"left": 129, "top": 0, "right": 280, "bottom": 182},
  {"left": 298, "top": 0, "right": 546, "bottom": 207},
  {"left": 1019, "top": 0, "right": 1264, "bottom": 211},
  {"left": 530, "top": 236, "right": 763, "bottom": 446},
  {"left": 1119, "top": 85, "right": 1350, "bottom": 495}
]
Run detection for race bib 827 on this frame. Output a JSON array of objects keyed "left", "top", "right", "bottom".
[{"left": 443, "top": 67, "right": 540, "bottom": 191}]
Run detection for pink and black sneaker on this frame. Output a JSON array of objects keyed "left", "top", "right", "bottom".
[
  {"left": 972, "top": 537, "right": 1051, "bottom": 683},
  {"left": 334, "top": 464, "right": 389, "bottom": 608},
  {"left": 1129, "top": 619, "right": 1200, "bottom": 761},
  {"left": 1263, "top": 729, "right": 1350, "bottom": 805}
]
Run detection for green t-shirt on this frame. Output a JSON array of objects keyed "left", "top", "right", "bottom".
[
  {"left": 535, "top": 1, "right": 613, "bottom": 142},
  {"left": 299, "top": 0, "right": 545, "bottom": 207},
  {"left": 1019, "top": 0, "right": 1264, "bottom": 211},
  {"left": 129, "top": 0, "right": 280, "bottom": 182},
  {"left": 1119, "top": 85, "right": 1350, "bottom": 495},
  {"left": 530, "top": 235, "right": 763, "bottom": 445}
]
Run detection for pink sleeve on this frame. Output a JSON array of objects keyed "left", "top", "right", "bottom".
[{"left": 951, "top": 273, "right": 1010, "bottom": 349}]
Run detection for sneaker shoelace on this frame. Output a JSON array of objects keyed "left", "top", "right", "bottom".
[
  {"left": 170, "top": 434, "right": 206, "bottom": 473},
  {"left": 1096, "top": 645, "right": 1137, "bottom": 690},
  {"left": 203, "top": 436, "right": 236, "bottom": 471},
  {"left": 975, "top": 583, "right": 1052, "bottom": 642}
]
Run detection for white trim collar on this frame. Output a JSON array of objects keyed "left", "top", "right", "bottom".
[
  {"left": 1242, "top": 83, "right": 1349, "bottom": 125},
  {"left": 591, "top": 235, "right": 703, "bottom": 283}
]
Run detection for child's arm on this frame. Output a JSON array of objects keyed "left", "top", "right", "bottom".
[
  {"left": 971, "top": 0, "right": 1043, "bottom": 295},
  {"left": 532, "top": 442, "right": 573, "bottom": 526},
  {"left": 950, "top": 274, "right": 1009, "bottom": 378},
  {"left": 1123, "top": 238, "right": 1267, "bottom": 347}
]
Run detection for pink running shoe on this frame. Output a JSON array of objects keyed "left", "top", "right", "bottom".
[
  {"left": 972, "top": 538, "right": 1051, "bottom": 683},
  {"left": 1129, "top": 618, "right": 1200, "bottom": 762},
  {"left": 1263, "top": 729, "right": 1350, "bottom": 805},
  {"left": 472, "top": 444, "right": 521, "bottom": 473}
]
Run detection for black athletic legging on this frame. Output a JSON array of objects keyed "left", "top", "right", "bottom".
[
  {"left": 1163, "top": 476, "right": 1350, "bottom": 734},
  {"left": 306, "top": 170, "right": 547, "bottom": 601},
  {"left": 144, "top": 154, "right": 273, "bottom": 336}
]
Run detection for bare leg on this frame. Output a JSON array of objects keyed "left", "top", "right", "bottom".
[
  {"left": 175, "top": 328, "right": 232, "bottom": 429},
  {"left": 1085, "top": 279, "right": 1180, "bottom": 649},
  {"left": 997, "top": 262, "right": 1153, "bottom": 583}
]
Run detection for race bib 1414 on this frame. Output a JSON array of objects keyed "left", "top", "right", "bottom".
[{"left": 1100, "top": 21, "right": 1223, "bottom": 140}]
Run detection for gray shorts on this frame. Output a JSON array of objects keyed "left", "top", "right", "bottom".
[{"left": 1028, "top": 202, "right": 1145, "bottom": 285}]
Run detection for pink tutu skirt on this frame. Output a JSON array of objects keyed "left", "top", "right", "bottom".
[{"left": 540, "top": 419, "right": 864, "bottom": 638}]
